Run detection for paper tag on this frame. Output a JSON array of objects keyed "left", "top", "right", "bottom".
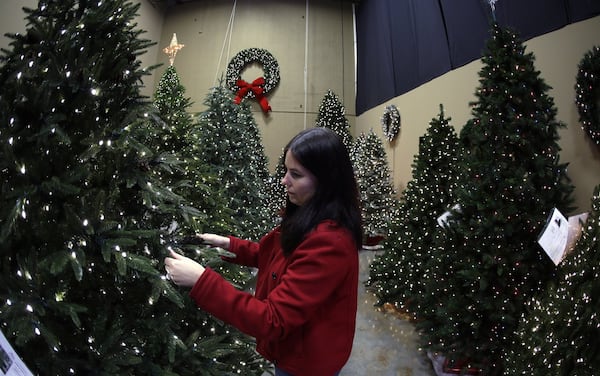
[
  {"left": 0, "top": 330, "right": 33, "bottom": 376},
  {"left": 537, "top": 208, "right": 590, "bottom": 266},
  {"left": 537, "top": 208, "right": 569, "bottom": 265},
  {"left": 437, "top": 204, "right": 461, "bottom": 228}
]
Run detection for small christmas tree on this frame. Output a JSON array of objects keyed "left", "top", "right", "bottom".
[
  {"left": 315, "top": 89, "right": 353, "bottom": 151},
  {"left": 503, "top": 186, "right": 600, "bottom": 375},
  {"left": 367, "top": 105, "right": 459, "bottom": 318},
  {"left": 351, "top": 129, "right": 399, "bottom": 244},
  {"left": 0, "top": 1, "right": 266, "bottom": 374},
  {"left": 418, "top": 23, "right": 575, "bottom": 374},
  {"left": 194, "top": 82, "right": 272, "bottom": 241}
]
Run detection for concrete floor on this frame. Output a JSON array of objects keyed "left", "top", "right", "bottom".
[{"left": 340, "top": 250, "right": 436, "bottom": 376}]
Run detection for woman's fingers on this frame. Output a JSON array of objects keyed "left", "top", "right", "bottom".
[
  {"left": 164, "top": 249, "right": 204, "bottom": 287},
  {"left": 164, "top": 250, "right": 181, "bottom": 281}
]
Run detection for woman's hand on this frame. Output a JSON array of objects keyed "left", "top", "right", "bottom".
[
  {"left": 164, "top": 249, "right": 205, "bottom": 287},
  {"left": 199, "top": 233, "right": 230, "bottom": 250}
]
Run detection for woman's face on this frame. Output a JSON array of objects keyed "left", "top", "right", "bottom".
[{"left": 281, "top": 150, "right": 317, "bottom": 206}]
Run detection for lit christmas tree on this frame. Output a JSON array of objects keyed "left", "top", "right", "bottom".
[
  {"left": 574, "top": 45, "right": 600, "bottom": 146},
  {"left": 194, "top": 82, "right": 272, "bottom": 241},
  {"left": 0, "top": 1, "right": 266, "bottom": 374},
  {"left": 503, "top": 186, "right": 600, "bottom": 375},
  {"left": 151, "top": 59, "right": 233, "bottom": 233},
  {"left": 151, "top": 61, "right": 266, "bottom": 373},
  {"left": 418, "top": 23, "right": 574, "bottom": 374},
  {"left": 152, "top": 59, "right": 257, "bottom": 288},
  {"left": 367, "top": 105, "right": 459, "bottom": 319},
  {"left": 315, "top": 89, "right": 353, "bottom": 151},
  {"left": 351, "top": 129, "right": 399, "bottom": 244}
]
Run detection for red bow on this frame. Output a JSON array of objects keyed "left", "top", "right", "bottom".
[{"left": 234, "top": 77, "right": 272, "bottom": 113}]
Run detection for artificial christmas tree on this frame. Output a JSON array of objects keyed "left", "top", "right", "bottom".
[
  {"left": 418, "top": 23, "right": 574, "bottom": 374},
  {"left": 503, "top": 187, "right": 599, "bottom": 375},
  {"left": 351, "top": 129, "right": 399, "bottom": 245},
  {"left": 315, "top": 89, "right": 353, "bottom": 151},
  {"left": 152, "top": 62, "right": 259, "bottom": 288},
  {"left": 0, "top": 1, "right": 266, "bottom": 374},
  {"left": 575, "top": 45, "right": 600, "bottom": 147},
  {"left": 367, "top": 105, "right": 459, "bottom": 318},
  {"left": 194, "top": 82, "right": 272, "bottom": 241},
  {"left": 152, "top": 62, "right": 234, "bottom": 231}
]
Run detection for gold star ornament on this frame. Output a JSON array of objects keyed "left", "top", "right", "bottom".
[{"left": 163, "top": 33, "right": 184, "bottom": 66}]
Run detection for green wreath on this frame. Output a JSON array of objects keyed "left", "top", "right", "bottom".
[
  {"left": 575, "top": 46, "right": 600, "bottom": 146},
  {"left": 381, "top": 104, "right": 401, "bottom": 142},
  {"left": 226, "top": 48, "right": 280, "bottom": 100}
]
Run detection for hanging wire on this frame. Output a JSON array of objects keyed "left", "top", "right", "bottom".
[
  {"left": 487, "top": 0, "right": 498, "bottom": 21},
  {"left": 214, "top": 0, "right": 237, "bottom": 86},
  {"left": 303, "top": 0, "right": 309, "bottom": 129},
  {"left": 352, "top": 3, "right": 357, "bottom": 102}
]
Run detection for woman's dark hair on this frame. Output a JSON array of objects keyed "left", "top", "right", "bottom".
[{"left": 279, "top": 127, "right": 362, "bottom": 255}]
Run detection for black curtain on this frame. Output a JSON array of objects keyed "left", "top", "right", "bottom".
[{"left": 355, "top": 0, "right": 600, "bottom": 115}]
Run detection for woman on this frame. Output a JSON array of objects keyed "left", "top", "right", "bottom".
[{"left": 164, "top": 127, "right": 362, "bottom": 376}]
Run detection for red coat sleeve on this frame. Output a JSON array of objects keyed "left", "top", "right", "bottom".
[
  {"left": 188, "top": 227, "right": 355, "bottom": 342},
  {"left": 223, "top": 236, "right": 260, "bottom": 268}
]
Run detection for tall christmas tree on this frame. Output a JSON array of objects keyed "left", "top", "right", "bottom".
[
  {"left": 367, "top": 105, "right": 459, "bottom": 318},
  {"left": 351, "top": 129, "right": 399, "bottom": 244},
  {"left": 417, "top": 23, "right": 574, "bottom": 374},
  {"left": 151, "top": 63, "right": 265, "bottom": 372},
  {"left": 503, "top": 186, "right": 600, "bottom": 375},
  {"left": 0, "top": 1, "right": 266, "bottom": 374},
  {"left": 152, "top": 55, "right": 233, "bottom": 233},
  {"left": 194, "top": 82, "right": 272, "bottom": 241},
  {"left": 152, "top": 59, "right": 256, "bottom": 288},
  {"left": 315, "top": 89, "right": 353, "bottom": 151}
]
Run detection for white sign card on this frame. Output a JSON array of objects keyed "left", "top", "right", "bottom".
[
  {"left": 437, "top": 204, "right": 461, "bottom": 228},
  {"left": 0, "top": 330, "right": 33, "bottom": 376},
  {"left": 537, "top": 208, "right": 568, "bottom": 265},
  {"left": 537, "top": 208, "right": 589, "bottom": 266}
]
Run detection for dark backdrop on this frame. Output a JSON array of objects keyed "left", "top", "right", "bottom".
[{"left": 355, "top": 0, "right": 600, "bottom": 114}]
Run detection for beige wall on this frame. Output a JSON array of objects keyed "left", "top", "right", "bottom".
[
  {"left": 0, "top": 0, "right": 37, "bottom": 46},
  {"left": 2, "top": 1, "right": 598, "bottom": 211},
  {"left": 356, "top": 16, "right": 600, "bottom": 212},
  {"left": 137, "top": 1, "right": 166, "bottom": 96}
]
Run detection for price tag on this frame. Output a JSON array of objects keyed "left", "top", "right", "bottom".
[
  {"left": 537, "top": 208, "right": 589, "bottom": 265},
  {"left": 0, "top": 330, "right": 33, "bottom": 376},
  {"left": 538, "top": 208, "right": 568, "bottom": 265}
]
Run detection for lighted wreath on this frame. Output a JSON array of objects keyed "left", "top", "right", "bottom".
[
  {"left": 575, "top": 45, "right": 600, "bottom": 146},
  {"left": 226, "top": 48, "right": 280, "bottom": 113},
  {"left": 381, "top": 104, "right": 401, "bottom": 142}
]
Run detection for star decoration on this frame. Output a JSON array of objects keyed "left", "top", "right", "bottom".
[{"left": 163, "top": 33, "right": 184, "bottom": 66}]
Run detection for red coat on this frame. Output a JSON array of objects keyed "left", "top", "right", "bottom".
[{"left": 189, "top": 220, "right": 359, "bottom": 375}]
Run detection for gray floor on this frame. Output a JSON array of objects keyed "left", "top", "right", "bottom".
[{"left": 340, "top": 250, "right": 436, "bottom": 376}]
